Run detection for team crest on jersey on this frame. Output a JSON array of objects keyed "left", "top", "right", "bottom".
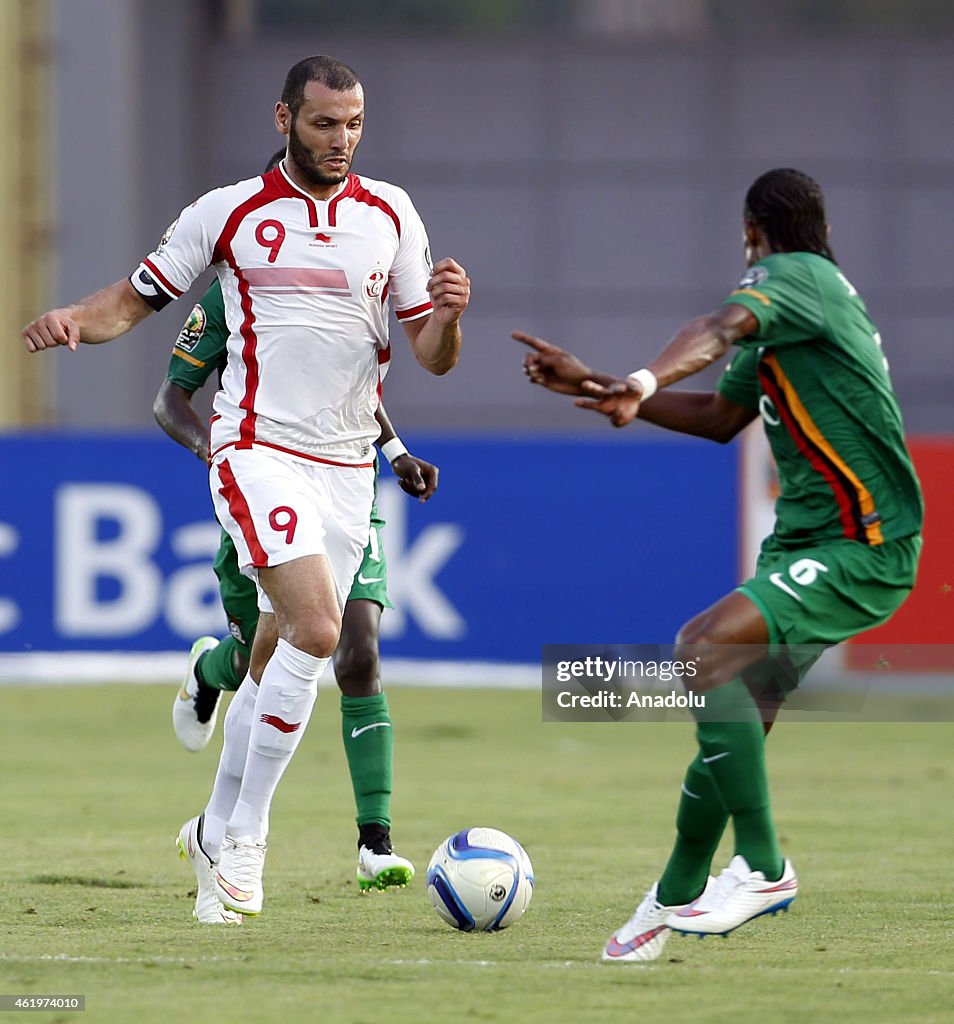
[
  {"left": 423, "top": 245, "right": 433, "bottom": 275},
  {"left": 157, "top": 218, "right": 179, "bottom": 252},
  {"left": 175, "top": 304, "right": 207, "bottom": 351},
  {"left": 364, "top": 267, "right": 387, "bottom": 299},
  {"left": 738, "top": 266, "right": 768, "bottom": 289}
]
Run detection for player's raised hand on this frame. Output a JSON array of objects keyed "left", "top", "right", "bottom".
[
  {"left": 22, "top": 310, "right": 81, "bottom": 353},
  {"left": 392, "top": 453, "right": 439, "bottom": 502},
  {"left": 576, "top": 378, "right": 643, "bottom": 428},
  {"left": 427, "top": 258, "right": 470, "bottom": 324},
  {"left": 513, "top": 331, "right": 594, "bottom": 396}
]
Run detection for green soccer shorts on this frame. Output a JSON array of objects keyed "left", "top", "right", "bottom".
[
  {"left": 213, "top": 502, "right": 392, "bottom": 653},
  {"left": 213, "top": 527, "right": 259, "bottom": 657},
  {"left": 345, "top": 504, "right": 393, "bottom": 609},
  {"left": 735, "top": 532, "right": 921, "bottom": 693}
]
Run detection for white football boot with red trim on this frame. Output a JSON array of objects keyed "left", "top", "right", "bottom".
[
  {"left": 214, "top": 834, "right": 267, "bottom": 916},
  {"left": 667, "top": 855, "right": 797, "bottom": 936},
  {"left": 602, "top": 878, "right": 713, "bottom": 963}
]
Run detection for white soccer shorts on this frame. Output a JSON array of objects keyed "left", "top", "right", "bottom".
[{"left": 210, "top": 446, "right": 374, "bottom": 611}]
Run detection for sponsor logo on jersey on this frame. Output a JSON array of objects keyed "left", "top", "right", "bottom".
[
  {"left": 423, "top": 244, "right": 433, "bottom": 274},
  {"left": 738, "top": 266, "right": 768, "bottom": 288},
  {"left": 364, "top": 267, "right": 387, "bottom": 299},
  {"left": 175, "top": 303, "right": 207, "bottom": 352},
  {"left": 758, "top": 394, "right": 780, "bottom": 426}
]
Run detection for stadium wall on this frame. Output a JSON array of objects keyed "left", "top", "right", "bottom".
[{"left": 44, "top": 7, "right": 954, "bottom": 438}]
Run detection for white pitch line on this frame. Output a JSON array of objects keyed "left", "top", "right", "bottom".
[
  {"left": 0, "top": 953, "right": 248, "bottom": 965},
  {"left": 0, "top": 654, "right": 540, "bottom": 690},
  {"left": 4, "top": 954, "right": 948, "bottom": 976}
]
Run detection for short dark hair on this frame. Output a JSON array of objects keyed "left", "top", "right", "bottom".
[
  {"left": 264, "top": 149, "right": 285, "bottom": 173},
  {"left": 281, "top": 55, "right": 360, "bottom": 117},
  {"left": 744, "top": 168, "right": 835, "bottom": 263}
]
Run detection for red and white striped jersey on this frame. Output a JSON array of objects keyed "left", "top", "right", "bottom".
[{"left": 133, "top": 161, "right": 433, "bottom": 465}]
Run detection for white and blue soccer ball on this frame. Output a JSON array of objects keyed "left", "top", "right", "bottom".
[{"left": 426, "top": 827, "right": 534, "bottom": 932}]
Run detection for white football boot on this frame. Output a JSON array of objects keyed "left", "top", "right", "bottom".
[
  {"left": 176, "top": 815, "right": 242, "bottom": 924},
  {"left": 173, "top": 636, "right": 221, "bottom": 752},
  {"left": 602, "top": 878, "right": 713, "bottom": 963},
  {"left": 667, "top": 855, "right": 798, "bottom": 936},
  {"left": 214, "top": 834, "right": 268, "bottom": 916}
]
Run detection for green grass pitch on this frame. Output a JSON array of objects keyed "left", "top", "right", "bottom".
[{"left": 1, "top": 682, "right": 951, "bottom": 1023}]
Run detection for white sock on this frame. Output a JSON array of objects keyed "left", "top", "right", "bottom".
[
  {"left": 201, "top": 678, "right": 257, "bottom": 860},
  {"left": 227, "top": 639, "right": 327, "bottom": 842}
]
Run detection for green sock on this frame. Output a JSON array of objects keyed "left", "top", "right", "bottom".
[
  {"left": 340, "top": 692, "right": 393, "bottom": 828},
  {"left": 657, "top": 752, "right": 729, "bottom": 906},
  {"left": 694, "top": 678, "right": 784, "bottom": 880},
  {"left": 196, "top": 636, "right": 246, "bottom": 692}
]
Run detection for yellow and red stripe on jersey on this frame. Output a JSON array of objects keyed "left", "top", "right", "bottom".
[{"left": 758, "top": 353, "right": 884, "bottom": 545}]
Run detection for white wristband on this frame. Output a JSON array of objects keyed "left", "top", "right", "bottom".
[
  {"left": 380, "top": 437, "right": 409, "bottom": 463},
  {"left": 626, "top": 368, "right": 658, "bottom": 400}
]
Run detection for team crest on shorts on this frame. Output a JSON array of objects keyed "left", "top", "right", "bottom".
[
  {"left": 175, "top": 304, "right": 207, "bottom": 351},
  {"left": 738, "top": 266, "right": 769, "bottom": 288}
]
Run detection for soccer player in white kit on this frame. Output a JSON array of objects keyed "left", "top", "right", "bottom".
[{"left": 22, "top": 55, "right": 471, "bottom": 923}]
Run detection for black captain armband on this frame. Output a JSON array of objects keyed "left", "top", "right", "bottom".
[{"left": 130, "top": 266, "right": 175, "bottom": 311}]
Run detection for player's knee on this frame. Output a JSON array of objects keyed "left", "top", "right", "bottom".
[
  {"left": 675, "top": 614, "right": 724, "bottom": 689},
  {"left": 285, "top": 614, "right": 341, "bottom": 659},
  {"left": 675, "top": 614, "right": 714, "bottom": 658},
  {"left": 335, "top": 639, "right": 380, "bottom": 696}
]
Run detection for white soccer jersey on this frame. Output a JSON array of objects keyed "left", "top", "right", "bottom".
[{"left": 133, "top": 162, "right": 433, "bottom": 464}]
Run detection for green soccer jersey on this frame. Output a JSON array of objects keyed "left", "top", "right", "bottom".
[
  {"left": 716, "top": 251, "right": 923, "bottom": 547},
  {"left": 165, "top": 282, "right": 228, "bottom": 391}
]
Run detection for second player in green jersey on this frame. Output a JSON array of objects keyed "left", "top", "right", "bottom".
[{"left": 516, "top": 167, "right": 922, "bottom": 962}]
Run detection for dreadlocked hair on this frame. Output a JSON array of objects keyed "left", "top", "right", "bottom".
[{"left": 744, "top": 168, "right": 836, "bottom": 263}]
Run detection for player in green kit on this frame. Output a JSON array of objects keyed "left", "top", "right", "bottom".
[
  {"left": 153, "top": 156, "right": 439, "bottom": 912},
  {"left": 516, "top": 168, "right": 923, "bottom": 961}
]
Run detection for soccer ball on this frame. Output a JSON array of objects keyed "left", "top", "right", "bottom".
[{"left": 426, "top": 827, "right": 534, "bottom": 932}]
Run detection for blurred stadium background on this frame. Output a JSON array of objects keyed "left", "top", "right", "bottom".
[{"left": 1, "top": 0, "right": 951, "bottom": 679}]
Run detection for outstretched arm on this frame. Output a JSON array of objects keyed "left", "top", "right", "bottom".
[
  {"left": 402, "top": 258, "right": 470, "bottom": 375},
  {"left": 22, "top": 279, "right": 153, "bottom": 352},
  {"left": 516, "top": 302, "right": 759, "bottom": 429},
  {"left": 575, "top": 304, "right": 759, "bottom": 427},
  {"left": 635, "top": 390, "right": 757, "bottom": 443}
]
